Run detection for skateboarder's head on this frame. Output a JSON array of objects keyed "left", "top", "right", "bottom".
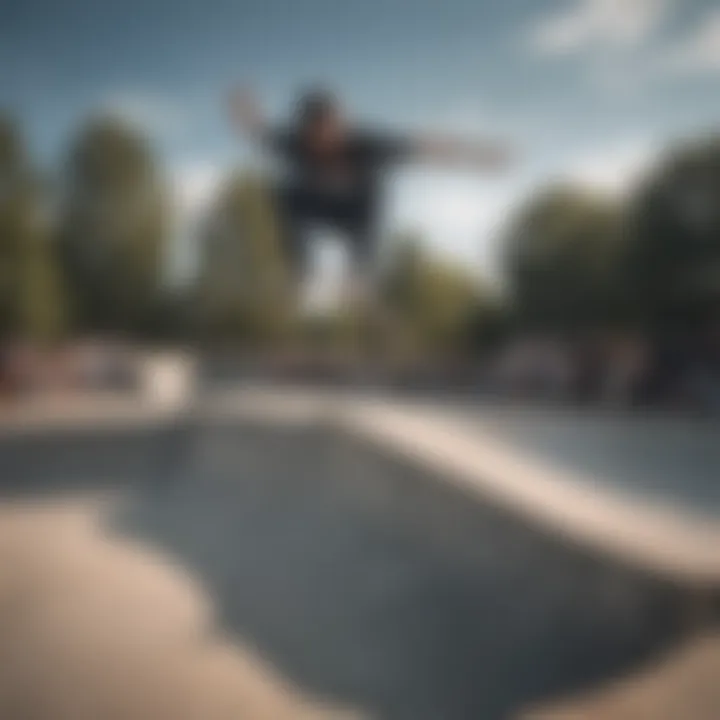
[{"left": 294, "top": 88, "right": 345, "bottom": 151}]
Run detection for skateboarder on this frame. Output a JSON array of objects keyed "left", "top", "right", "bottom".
[{"left": 228, "top": 87, "right": 515, "bottom": 300}]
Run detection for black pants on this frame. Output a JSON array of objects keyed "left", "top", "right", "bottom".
[{"left": 274, "top": 185, "right": 377, "bottom": 280}]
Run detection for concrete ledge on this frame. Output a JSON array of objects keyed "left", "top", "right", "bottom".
[
  {"left": 218, "top": 388, "right": 720, "bottom": 587},
  {"left": 335, "top": 398, "right": 720, "bottom": 587}
]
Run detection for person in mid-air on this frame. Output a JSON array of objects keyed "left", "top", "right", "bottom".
[{"left": 228, "top": 87, "right": 515, "bottom": 299}]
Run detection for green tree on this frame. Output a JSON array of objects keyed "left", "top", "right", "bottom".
[
  {"left": 57, "top": 116, "right": 168, "bottom": 337},
  {"left": 0, "top": 116, "right": 66, "bottom": 342},
  {"left": 195, "top": 173, "right": 291, "bottom": 345},
  {"left": 627, "top": 135, "right": 720, "bottom": 334},
  {"left": 382, "top": 233, "right": 486, "bottom": 356},
  {"left": 503, "top": 185, "right": 625, "bottom": 336}
]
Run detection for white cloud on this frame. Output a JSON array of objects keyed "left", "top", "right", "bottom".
[
  {"left": 390, "top": 171, "right": 522, "bottom": 277},
  {"left": 561, "top": 139, "right": 658, "bottom": 194},
  {"left": 167, "top": 161, "right": 225, "bottom": 284},
  {"left": 663, "top": 9, "right": 720, "bottom": 76},
  {"left": 530, "top": 0, "right": 672, "bottom": 55},
  {"left": 172, "top": 161, "right": 224, "bottom": 216},
  {"left": 101, "top": 92, "right": 190, "bottom": 138}
]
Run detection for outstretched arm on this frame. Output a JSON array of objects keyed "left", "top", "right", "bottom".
[{"left": 412, "top": 134, "right": 516, "bottom": 172}]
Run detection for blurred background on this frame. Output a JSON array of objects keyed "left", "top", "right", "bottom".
[{"left": 0, "top": 0, "right": 718, "bottom": 407}]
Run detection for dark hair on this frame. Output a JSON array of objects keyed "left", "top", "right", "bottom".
[{"left": 294, "top": 89, "right": 337, "bottom": 130}]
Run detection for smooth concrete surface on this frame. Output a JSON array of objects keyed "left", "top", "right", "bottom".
[
  {"left": 189, "top": 386, "right": 720, "bottom": 585},
  {"left": 524, "top": 633, "right": 720, "bottom": 720},
  {"left": 0, "top": 385, "right": 717, "bottom": 718},
  {"left": 0, "top": 413, "right": 700, "bottom": 719}
]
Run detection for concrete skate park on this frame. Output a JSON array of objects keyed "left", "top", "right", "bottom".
[{"left": 0, "top": 360, "right": 718, "bottom": 719}]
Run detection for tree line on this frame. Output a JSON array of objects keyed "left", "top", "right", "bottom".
[{"left": 1, "top": 111, "right": 719, "bottom": 365}]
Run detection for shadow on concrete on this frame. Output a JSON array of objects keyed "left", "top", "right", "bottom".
[{"left": 0, "top": 419, "right": 690, "bottom": 719}]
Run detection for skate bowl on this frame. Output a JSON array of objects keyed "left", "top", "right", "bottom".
[{"left": 0, "top": 385, "right": 717, "bottom": 719}]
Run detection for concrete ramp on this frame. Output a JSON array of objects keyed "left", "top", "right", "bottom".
[{"left": 0, "top": 386, "right": 716, "bottom": 718}]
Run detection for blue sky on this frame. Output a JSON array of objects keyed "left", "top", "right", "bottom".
[{"left": 3, "top": 0, "right": 720, "bottom": 283}]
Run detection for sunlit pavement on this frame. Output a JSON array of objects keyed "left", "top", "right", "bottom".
[{"left": 0, "top": 498, "right": 360, "bottom": 720}]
